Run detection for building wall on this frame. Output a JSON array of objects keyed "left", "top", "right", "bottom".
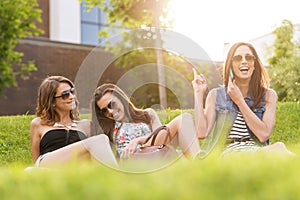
[
  {"left": 37, "top": 0, "right": 50, "bottom": 38},
  {"left": 49, "top": 0, "right": 81, "bottom": 43},
  {"left": 0, "top": 38, "right": 124, "bottom": 115},
  {"left": 0, "top": 0, "right": 113, "bottom": 115}
]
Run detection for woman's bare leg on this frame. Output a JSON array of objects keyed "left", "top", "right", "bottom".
[
  {"left": 39, "top": 141, "right": 91, "bottom": 167},
  {"left": 155, "top": 112, "right": 201, "bottom": 159},
  {"left": 261, "top": 142, "right": 295, "bottom": 156},
  {"left": 39, "top": 134, "right": 119, "bottom": 168},
  {"left": 83, "top": 134, "right": 119, "bottom": 168}
]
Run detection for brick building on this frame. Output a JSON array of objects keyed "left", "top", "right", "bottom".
[
  {"left": 0, "top": 0, "right": 224, "bottom": 115},
  {"left": 0, "top": 0, "right": 123, "bottom": 115}
]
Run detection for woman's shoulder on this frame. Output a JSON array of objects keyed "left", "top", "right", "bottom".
[
  {"left": 77, "top": 119, "right": 91, "bottom": 128},
  {"left": 208, "top": 86, "right": 225, "bottom": 96},
  {"left": 144, "top": 108, "right": 158, "bottom": 120},
  {"left": 76, "top": 119, "right": 91, "bottom": 136},
  {"left": 30, "top": 117, "right": 44, "bottom": 138},
  {"left": 30, "top": 117, "right": 42, "bottom": 127},
  {"left": 207, "top": 86, "right": 224, "bottom": 100},
  {"left": 77, "top": 118, "right": 91, "bottom": 125},
  {"left": 265, "top": 88, "right": 278, "bottom": 102},
  {"left": 266, "top": 88, "right": 277, "bottom": 95},
  {"left": 144, "top": 108, "right": 155, "bottom": 115}
]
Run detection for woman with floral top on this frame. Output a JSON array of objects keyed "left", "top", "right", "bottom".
[{"left": 91, "top": 83, "right": 202, "bottom": 162}]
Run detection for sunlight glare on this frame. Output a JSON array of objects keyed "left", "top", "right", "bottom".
[{"left": 170, "top": 0, "right": 300, "bottom": 61}]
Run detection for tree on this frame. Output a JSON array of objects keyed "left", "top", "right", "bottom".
[
  {"left": 0, "top": 0, "right": 43, "bottom": 96},
  {"left": 268, "top": 20, "right": 296, "bottom": 65},
  {"left": 267, "top": 19, "right": 300, "bottom": 102},
  {"left": 269, "top": 56, "right": 300, "bottom": 102},
  {"left": 82, "top": 0, "right": 173, "bottom": 29},
  {"left": 82, "top": 0, "right": 177, "bottom": 108}
]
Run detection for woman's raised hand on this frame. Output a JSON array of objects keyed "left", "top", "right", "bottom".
[
  {"left": 227, "top": 78, "right": 244, "bottom": 105},
  {"left": 192, "top": 68, "right": 208, "bottom": 95}
]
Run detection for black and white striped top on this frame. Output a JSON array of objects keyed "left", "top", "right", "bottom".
[{"left": 223, "top": 112, "right": 260, "bottom": 155}]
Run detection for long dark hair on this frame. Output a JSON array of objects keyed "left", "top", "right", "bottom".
[
  {"left": 223, "top": 42, "right": 270, "bottom": 109},
  {"left": 91, "top": 83, "right": 151, "bottom": 142},
  {"left": 36, "top": 76, "right": 80, "bottom": 125}
]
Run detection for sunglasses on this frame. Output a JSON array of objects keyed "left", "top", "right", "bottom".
[
  {"left": 232, "top": 54, "right": 256, "bottom": 62},
  {"left": 54, "top": 88, "right": 75, "bottom": 100},
  {"left": 100, "top": 101, "right": 117, "bottom": 114}
]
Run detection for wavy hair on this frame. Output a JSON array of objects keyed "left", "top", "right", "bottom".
[
  {"left": 91, "top": 83, "right": 151, "bottom": 141},
  {"left": 223, "top": 42, "right": 270, "bottom": 109},
  {"left": 36, "top": 76, "right": 79, "bottom": 125}
]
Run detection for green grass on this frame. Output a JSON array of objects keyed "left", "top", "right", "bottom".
[
  {"left": 0, "top": 102, "right": 299, "bottom": 199},
  {"left": 1, "top": 155, "right": 300, "bottom": 199},
  {"left": 272, "top": 102, "right": 300, "bottom": 147},
  {"left": 0, "top": 115, "right": 34, "bottom": 165}
]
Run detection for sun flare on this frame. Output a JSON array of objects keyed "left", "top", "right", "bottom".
[{"left": 169, "top": 0, "right": 300, "bottom": 61}]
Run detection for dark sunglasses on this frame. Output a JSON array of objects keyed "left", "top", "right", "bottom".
[
  {"left": 232, "top": 54, "right": 256, "bottom": 62},
  {"left": 54, "top": 88, "right": 75, "bottom": 100},
  {"left": 100, "top": 101, "right": 116, "bottom": 114}
]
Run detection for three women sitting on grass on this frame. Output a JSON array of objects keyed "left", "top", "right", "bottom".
[{"left": 30, "top": 42, "right": 294, "bottom": 170}]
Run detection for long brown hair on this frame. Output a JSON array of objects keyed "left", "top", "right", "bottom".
[
  {"left": 223, "top": 42, "right": 270, "bottom": 109},
  {"left": 36, "top": 76, "right": 80, "bottom": 125},
  {"left": 91, "top": 83, "right": 151, "bottom": 141}
]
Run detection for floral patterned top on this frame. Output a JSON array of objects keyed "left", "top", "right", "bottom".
[{"left": 112, "top": 121, "right": 152, "bottom": 156}]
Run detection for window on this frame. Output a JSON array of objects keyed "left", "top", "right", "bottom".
[{"left": 80, "top": 1, "right": 108, "bottom": 45}]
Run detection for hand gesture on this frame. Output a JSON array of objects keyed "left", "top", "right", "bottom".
[
  {"left": 227, "top": 78, "right": 243, "bottom": 105},
  {"left": 192, "top": 68, "right": 208, "bottom": 95}
]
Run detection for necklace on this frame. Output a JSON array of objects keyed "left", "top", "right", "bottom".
[{"left": 53, "top": 121, "right": 78, "bottom": 129}]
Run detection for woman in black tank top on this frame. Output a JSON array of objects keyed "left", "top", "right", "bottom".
[{"left": 30, "top": 76, "right": 118, "bottom": 168}]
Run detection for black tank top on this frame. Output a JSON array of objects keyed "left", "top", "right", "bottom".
[{"left": 39, "top": 129, "right": 87, "bottom": 155}]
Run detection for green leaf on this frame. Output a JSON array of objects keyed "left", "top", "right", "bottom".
[{"left": 0, "top": 0, "right": 42, "bottom": 95}]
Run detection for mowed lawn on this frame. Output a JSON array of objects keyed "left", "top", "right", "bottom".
[{"left": 0, "top": 102, "right": 299, "bottom": 199}]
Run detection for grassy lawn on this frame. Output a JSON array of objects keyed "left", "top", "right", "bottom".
[{"left": 0, "top": 102, "right": 299, "bottom": 199}]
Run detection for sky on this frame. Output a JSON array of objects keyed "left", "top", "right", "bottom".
[{"left": 171, "top": 0, "right": 300, "bottom": 61}]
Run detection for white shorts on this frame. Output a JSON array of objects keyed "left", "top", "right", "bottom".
[{"left": 35, "top": 153, "right": 48, "bottom": 167}]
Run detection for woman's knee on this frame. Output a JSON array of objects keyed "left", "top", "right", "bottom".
[
  {"left": 83, "top": 134, "right": 110, "bottom": 149},
  {"left": 172, "top": 112, "right": 193, "bottom": 124},
  {"left": 93, "top": 134, "right": 111, "bottom": 147},
  {"left": 181, "top": 112, "right": 193, "bottom": 119},
  {"left": 95, "top": 134, "right": 109, "bottom": 142},
  {"left": 272, "top": 142, "right": 286, "bottom": 149}
]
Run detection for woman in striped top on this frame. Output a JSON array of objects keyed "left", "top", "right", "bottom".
[{"left": 192, "top": 42, "right": 294, "bottom": 156}]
